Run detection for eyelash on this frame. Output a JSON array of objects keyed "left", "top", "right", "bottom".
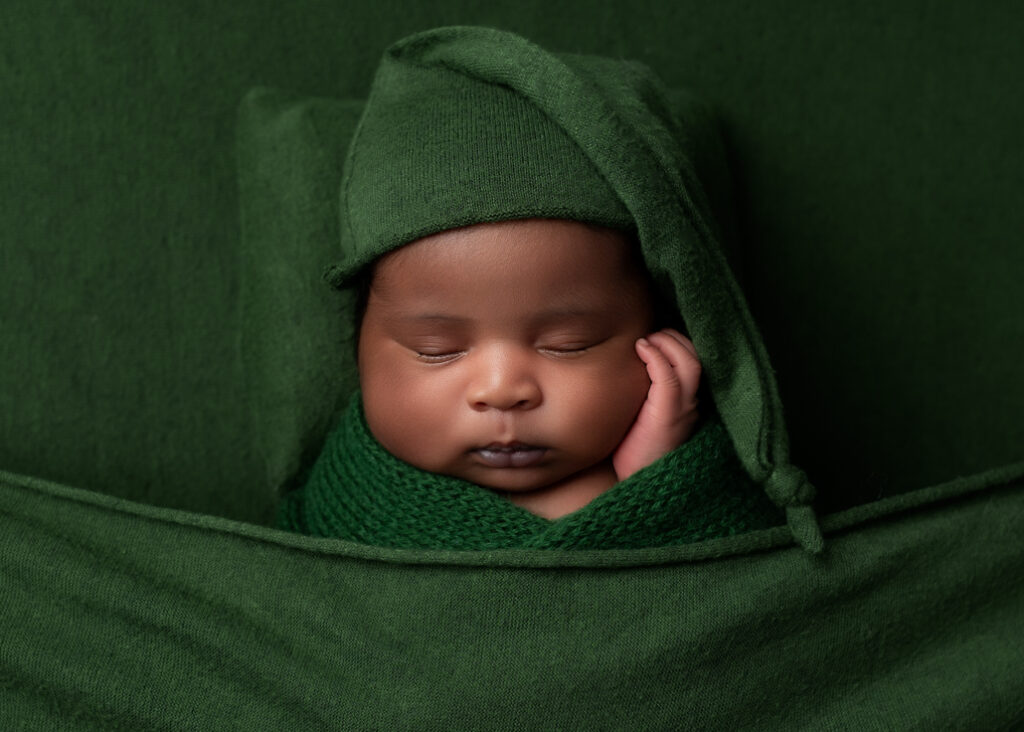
[
  {"left": 415, "top": 351, "right": 464, "bottom": 363},
  {"left": 414, "top": 344, "right": 594, "bottom": 363},
  {"left": 540, "top": 345, "right": 592, "bottom": 357}
]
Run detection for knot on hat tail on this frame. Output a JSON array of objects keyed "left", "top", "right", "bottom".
[{"left": 766, "top": 464, "right": 825, "bottom": 555}]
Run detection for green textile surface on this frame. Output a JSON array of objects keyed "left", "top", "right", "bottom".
[
  {"left": 3, "top": 465, "right": 1023, "bottom": 729},
  {"left": 323, "top": 26, "right": 637, "bottom": 273},
  {"left": 278, "top": 393, "right": 784, "bottom": 549}
]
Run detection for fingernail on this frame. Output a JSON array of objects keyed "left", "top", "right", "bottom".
[{"left": 637, "top": 338, "right": 649, "bottom": 347}]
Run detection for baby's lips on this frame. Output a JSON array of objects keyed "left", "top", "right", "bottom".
[
  {"left": 479, "top": 441, "right": 542, "bottom": 451},
  {"left": 472, "top": 445, "right": 547, "bottom": 468}
]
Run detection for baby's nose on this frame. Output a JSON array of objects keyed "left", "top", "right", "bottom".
[{"left": 466, "top": 351, "right": 542, "bottom": 412}]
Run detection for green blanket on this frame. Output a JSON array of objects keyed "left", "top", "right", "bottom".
[{"left": 3, "top": 464, "right": 1023, "bottom": 728}]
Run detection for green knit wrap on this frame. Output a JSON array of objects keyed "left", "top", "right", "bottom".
[{"left": 276, "top": 394, "right": 783, "bottom": 550}]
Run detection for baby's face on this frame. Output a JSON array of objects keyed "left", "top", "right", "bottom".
[{"left": 358, "top": 218, "right": 654, "bottom": 494}]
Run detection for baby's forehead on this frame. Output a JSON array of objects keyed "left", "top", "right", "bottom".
[
  {"left": 371, "top": 218, "right": 643, "bottom": 294},
  {"left": 363, "top": 224, "right": 655, "bottom": 332}
]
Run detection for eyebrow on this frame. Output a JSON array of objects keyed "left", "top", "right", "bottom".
[
  {"left": 531, "top": 307, "right": 608, "bottom": 323},
  {"left": 387, "top": 313, "right": 471, "bottom": 325}
]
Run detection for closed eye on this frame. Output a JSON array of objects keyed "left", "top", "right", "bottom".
[
  {"left": 414, "top": 350, "right": 464, "bottom": 364},
  {"left": 539, "top": 340, "right": 605, "bottom": 357}
]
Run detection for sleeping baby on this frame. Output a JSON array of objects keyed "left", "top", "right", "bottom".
[{"left": 276, "top": 25, "right": 783, "bottom": 549}]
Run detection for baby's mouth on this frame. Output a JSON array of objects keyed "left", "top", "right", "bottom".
[{"left": 472, "top": 442, "right": 547, "bottom": 468}]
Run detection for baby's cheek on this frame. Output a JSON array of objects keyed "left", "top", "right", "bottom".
[
  {"left": 623, "top": 349, "right": 653, "bottom": 412},
  {"left": 361, "top": 386, "right": 446, "bottom": 472},
  {"left": 600, "top": 349, "right": 652, "bottom": 436}
]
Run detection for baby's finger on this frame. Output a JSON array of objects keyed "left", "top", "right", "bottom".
[
  {"left": 645, "top": 333, "right": 702, "bottom": 412},
  {"left": 646, "top": 331, "right": 702, "bottom": 379},
  {"left": 657, "top": 328, "right": 699, "bottom": 360},
  {"left": 635, "top": 338, "right": 682, "bottom": 391}
]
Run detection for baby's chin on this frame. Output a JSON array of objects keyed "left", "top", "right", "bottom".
[
  {"left": 453, "top": 458, "right": 616, "bottom": 495},
  {"left": 461, "top": 467, "right": 570, "bottom": 493}
]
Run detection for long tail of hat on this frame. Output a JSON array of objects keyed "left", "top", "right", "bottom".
[{"left": 379, "top": 26, "right": 824, "bottom": 553}]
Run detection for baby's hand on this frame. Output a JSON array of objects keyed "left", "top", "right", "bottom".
[{"left": 612, "top": 328, "right": 702, "bottom": 481}]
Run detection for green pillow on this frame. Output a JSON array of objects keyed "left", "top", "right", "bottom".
[{"left": 235, "top": 87, "right": 362, "bottom": 494}]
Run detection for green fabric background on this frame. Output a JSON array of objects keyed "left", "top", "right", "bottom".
[{"left": 2, "top": 2, "right": 1021, "bottom": 524}]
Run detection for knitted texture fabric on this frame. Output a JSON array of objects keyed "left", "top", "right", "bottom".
[{"left": 276, "top": 394, "right": 783, "bottom": 550}]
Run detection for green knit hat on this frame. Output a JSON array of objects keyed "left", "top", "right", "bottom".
[{"left": 324, "top": 37, "right": 634, "bottom": 287}]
